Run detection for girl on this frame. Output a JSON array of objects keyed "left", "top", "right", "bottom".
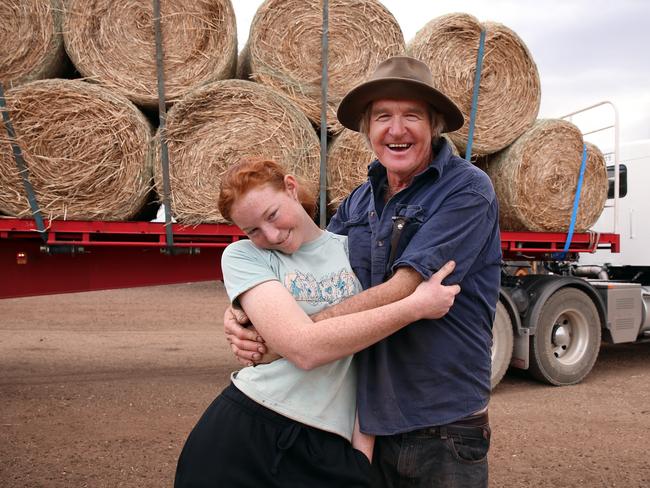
[{"left": 174, "top": 157, "right": 459, "bottom": 487}]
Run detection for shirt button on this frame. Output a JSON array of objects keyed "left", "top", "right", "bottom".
[
  {"left": 369, "top": 211, "right": 376, "bottom": 218},
  {"left": 377, "top": 240, "right": 384, "bottom": 247}
]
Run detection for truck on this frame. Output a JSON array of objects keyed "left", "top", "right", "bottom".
[
  {"left": 490, "top": 102, "right": 650, "bottom": 387},
  {"left": 1, "top": 101, "right": 647, "bottom": 389}
]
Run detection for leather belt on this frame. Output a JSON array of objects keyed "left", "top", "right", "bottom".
[{"left": 417, "top": 411, "right": 490, "bottom": 440}]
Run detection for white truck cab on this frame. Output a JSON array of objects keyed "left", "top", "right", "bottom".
[{"left": 579, "top": 138, "right": 650, "bottom": 268}]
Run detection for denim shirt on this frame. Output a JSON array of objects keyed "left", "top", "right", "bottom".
[{"left": 328, "top": 138, "right": 502, "bottom": 435}]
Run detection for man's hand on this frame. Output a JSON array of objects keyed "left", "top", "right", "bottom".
[{"left": 224, "top": 306, "right": 273, "bottom": 366}]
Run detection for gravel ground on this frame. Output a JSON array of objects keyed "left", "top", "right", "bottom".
[{"left": 1, "top": 281, "right": 649, "bottom": 487}]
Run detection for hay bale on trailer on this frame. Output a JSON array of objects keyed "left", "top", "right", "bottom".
[
  {"left": 240, "top": 0, "right": 405, "bottom": 133},
  {"left": 408, "top": 13, "right": 541, "bottom": 157},
  {"left": 327, "top": 131, "right": 458, "bottom": 210},
  {"left": 0, "top": 79, "right": 153, "bottom": 220},
  {"left": 485, "top": 119, "right": 608, "bottom": 232},
  {"left": 153, "top": 79, "right": 320, "bottom": 224},
  {"left": 327, "top": 130, "right": 375, "bottom": 209},
  {"left": 0, "top": 0, "right": 67, "bottom": 87},
  {"left": 63, "top": 0, "right": 237, "bottom": 109}
]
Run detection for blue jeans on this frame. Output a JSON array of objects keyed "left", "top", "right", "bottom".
[{"left": 371, "top": 420, "right": 490, "bottom": 488}]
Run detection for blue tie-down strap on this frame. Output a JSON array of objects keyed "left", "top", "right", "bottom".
[
  {"left": 553, "top": 144, "right": 588, "bottom": 260},
  {"left": 0, "top": 82, "right": 48, "bottom": 242},
  {"left": 465, "top": 28, "right": 486, "bottom": 161}
]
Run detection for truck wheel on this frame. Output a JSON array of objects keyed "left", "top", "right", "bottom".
[
  {"left": 529, "top": 287, "right": 601, "bottom": 386},
  {"left": 491, "top": 300, "right": 513, "bottom": 388}
]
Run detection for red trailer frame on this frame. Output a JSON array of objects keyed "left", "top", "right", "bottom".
[
  {"left": 0, "top": 218, "right": 620, "bottom": 299},
  {"left": 500, "top": 230, "right": 619, "bottom": 260},
  {"left": 0, "top": 218, "right": 243, "bottom": 299}
]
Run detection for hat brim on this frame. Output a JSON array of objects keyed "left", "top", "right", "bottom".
[{"left": 336, "top": 78, "right": 464, "bottom": 133}]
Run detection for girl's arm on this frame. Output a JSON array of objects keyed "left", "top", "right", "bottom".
[
  {"left": 225, "top": 266, "right": 422, "bottom": 366},
  {"left": 237, "top": 261, "right": 459, "bottom": 370}
]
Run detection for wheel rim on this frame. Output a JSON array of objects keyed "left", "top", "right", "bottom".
[{"left": 549, "top": 310, "right": 590, "bottom": 365}]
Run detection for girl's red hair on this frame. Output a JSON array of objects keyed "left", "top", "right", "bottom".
[{"left": 218, "top": 157, "right": 317, "bottom": 222}]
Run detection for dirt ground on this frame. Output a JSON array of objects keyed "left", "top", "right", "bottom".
[{"left": 1, "top": 281, "right": 649, "bottom": 488}]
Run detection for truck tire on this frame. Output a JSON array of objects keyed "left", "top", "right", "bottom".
[
  {"left": 491, "top": 300, "right": 513, "bottom": 388},
  {"left": 529, "top": 287, "right": 601, "bottom": 386}
]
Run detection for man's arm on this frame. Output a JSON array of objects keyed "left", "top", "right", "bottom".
[
  {"left": 224, "top": 266, "right": 423, "bottom": 364},
  {"left": 236, "top": 262, "right": 457, "bottom": 370},
  {"left": 312, "top": 266, "right": 422, "bottom": 321}
]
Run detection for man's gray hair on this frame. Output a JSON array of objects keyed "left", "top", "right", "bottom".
[{"left": 357, "top": 102, "right": 445, "bottom": 149}]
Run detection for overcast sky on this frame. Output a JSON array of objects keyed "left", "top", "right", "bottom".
[{"left": 232, "top": 0, "right": 649, "bottom": 149}]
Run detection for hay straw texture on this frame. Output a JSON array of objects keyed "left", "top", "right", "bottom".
[
  {"left": 0, "top": 0, "right": 67, "bottom": 87},
  {"left": 327, "top": 132, "right": 458, "bottom": 208},
  {"left": 0, "top": 79, "right": 153, "bottom": 220},
  {"left": 63, "top": 0, "right": 237, "bottom": 108},
  {"left": 327, "top": 130, "right": 375, "bottom": 208},
  {"left": 408, "top": 13, "right": 541, "bottom": 156},
  {"left": 154, "top": 79, "right": 321, "bottom": 224},
  {"left": 241, "top": 0, "right": 405, "bottom": 133},
  {"left": 486, "top": 119, "right": 608, "bottom": 232}
]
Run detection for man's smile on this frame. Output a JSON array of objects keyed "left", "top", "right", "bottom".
[{"left": 387, "top": 143, "right": 413, "bottom": 152}]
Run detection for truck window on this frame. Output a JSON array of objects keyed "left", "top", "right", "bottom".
[{"left": 606, "top": 164, "right": 627, "bottom": 199}]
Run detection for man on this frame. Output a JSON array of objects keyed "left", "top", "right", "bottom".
[{"left": 225, "top": 56, "right": 501, "bottom": 487}]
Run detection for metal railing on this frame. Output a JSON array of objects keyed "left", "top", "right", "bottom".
[{"left": 562, "top": 100, "right": 620, "bottom": 234}]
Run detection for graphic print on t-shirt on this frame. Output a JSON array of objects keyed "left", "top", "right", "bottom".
[{"left": 284, "top": 269, "right": 358, "bottom": 306}]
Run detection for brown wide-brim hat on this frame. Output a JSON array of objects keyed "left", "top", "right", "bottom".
[{"left": 337, "top": 56, "right": 464, "bottom": 133}]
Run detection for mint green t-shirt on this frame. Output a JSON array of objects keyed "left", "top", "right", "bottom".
[{"left": 221, "top": 231, "right": 362, "bottom": 440}]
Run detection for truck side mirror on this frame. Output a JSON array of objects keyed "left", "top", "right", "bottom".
[{"left": 607, "top": 164, "right": 627, "bottom": 199}]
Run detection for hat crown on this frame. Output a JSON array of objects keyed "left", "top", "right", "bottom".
[
  {"left": 369, "top": 56, "right": 434, "bottom": 86},
  {"left": 337, "top": 55, "right": 463, "bottom": 133}
]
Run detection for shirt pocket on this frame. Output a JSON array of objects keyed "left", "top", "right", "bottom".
[{"left": 389, "top": 205, "right": 426, "bottom": 270}]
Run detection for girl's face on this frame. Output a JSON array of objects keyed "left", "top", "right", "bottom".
[{"left": 229, "top": 176, "right": 306, "bottom": 254}]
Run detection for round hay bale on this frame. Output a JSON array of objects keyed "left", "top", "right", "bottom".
[
  {"left": 0, "top": 0, "right": 67, "bottom": 87},
  {"left": 63, "top": 0, "right": 237, "bottom": 109},
  {"left": 242, "top": 0, "right": 405, "bottom": 133},
  {"left": 154, "top": 79, "right": 320, "bottom": 224},
  {"left": 583, "top": 140, "right": 609, "bottom": 220},
  {"left": 408, "top": 13, "right": 541, "bottom": 156},
  {"left": 327, "top": 131, "right": 458, "bottom": 209},
  {"left": 327, "top": 130, "right": 375, "bottom": 208},
  {"left": 485, "top": 119, "right": 608, "bottom": 232},
  {"left": 0, "top": 79, "right": 153, "bottom": 220}
]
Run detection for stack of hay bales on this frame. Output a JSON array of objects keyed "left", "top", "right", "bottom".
[
  {"left": 239, "top": 0, "right": 405, "bottom": 133},
  {"left": 154, "top": 80, "right": 320, "bottom": 224},
  {"left": 0, "top": 80, "right": 152, "bottom": 220},
  {"left": 1, "top": 0, "right": 242, "bottom": 222},
  {"left": 0, "top": 2, "right": 609, "bottom": 231}
]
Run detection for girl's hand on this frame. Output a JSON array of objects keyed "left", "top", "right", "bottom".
[{"left": 411, "top": 261, "right": 461, "bottom": 320}]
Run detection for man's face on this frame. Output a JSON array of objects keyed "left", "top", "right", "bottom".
[{"left": 367, "top": 99, "right": 434, "bottom": 181}]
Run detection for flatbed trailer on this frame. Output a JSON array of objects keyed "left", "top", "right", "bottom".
[{"left": 0, "top": 216, "right": 619, "bottom": 299}]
